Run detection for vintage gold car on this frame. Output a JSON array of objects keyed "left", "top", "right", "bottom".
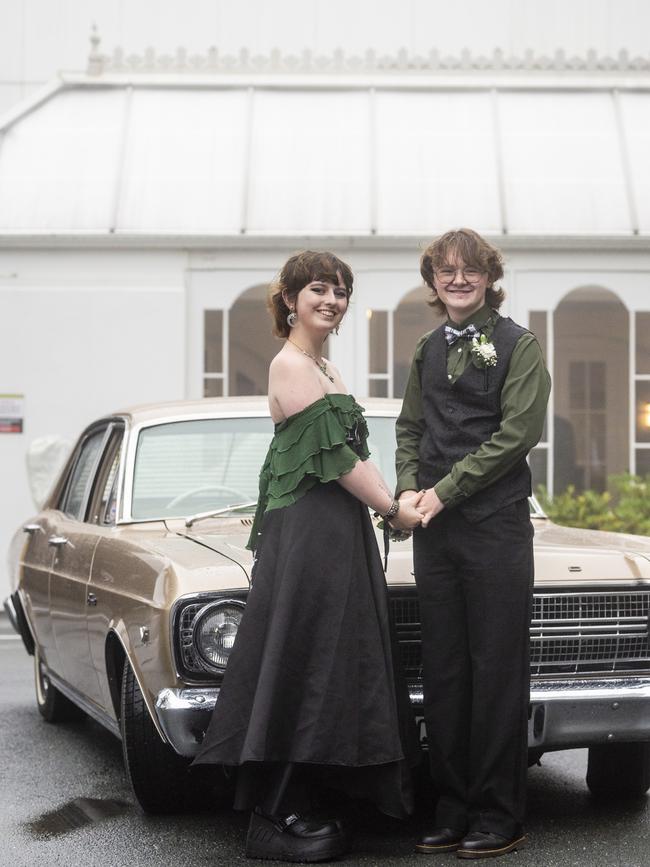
[{"left": 6, "top": 397, "right": 650, "bottom": 813}]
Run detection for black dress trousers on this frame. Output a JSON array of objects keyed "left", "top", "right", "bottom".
[{"left": 413, "top": 498, "right": 534, "bottom": 838}]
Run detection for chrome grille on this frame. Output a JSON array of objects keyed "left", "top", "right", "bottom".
[
  {"left": 530, "top": 591, "right": 650, "bottom": 675},
  {"left": 388, "top": 589, "right": 650, "bottom": 682}
]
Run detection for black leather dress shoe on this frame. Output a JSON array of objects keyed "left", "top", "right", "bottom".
[
  {"left": 415, "top": 827, "right": 465, "bottom": 853},
  {"left": 456, "top": 830, "right": 527, "bottom": 859},
  {"left": 245, "top": 809, "right": 349, "bottom": 862}
]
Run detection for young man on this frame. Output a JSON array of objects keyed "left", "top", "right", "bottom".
[{"left": 395, "top": 229, "right": 551, "bottom": 859}]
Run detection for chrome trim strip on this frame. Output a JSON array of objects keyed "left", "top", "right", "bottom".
[
  {"left": 408, "top": 679, "right": 650, "bottom": 706},
  {"left": 530, "top": 677, "right": 650, "bottom": 701},
  {"left": 534, "top": 589, "right": 650, "bottom": 598}
]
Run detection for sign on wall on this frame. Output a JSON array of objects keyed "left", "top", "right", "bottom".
[{"left": 0, "top": 394, "right": 24, "bottom": 433}]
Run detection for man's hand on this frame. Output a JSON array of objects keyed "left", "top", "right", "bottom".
[{"left": 418, "top": 487, "right": 445, "bottom": 527}]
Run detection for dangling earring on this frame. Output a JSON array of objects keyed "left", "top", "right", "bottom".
[
  {"left": 334, "top": 324, "right": 340, "bottom": 335},
  {"left": 287, "top": 309, "right": 298, "bottom": 328}
]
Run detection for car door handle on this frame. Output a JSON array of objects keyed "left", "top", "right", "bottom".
[
  {"left": 87, "top": 593, "right": 98, "bottom": 607},
  {"left": 23, "top": 523, "right": 42, "bottom": 534},
  {"left": 47, "top": 536, "right": 69, "bottom": 548}
]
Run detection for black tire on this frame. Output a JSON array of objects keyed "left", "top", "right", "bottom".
[
  {"left": 120, "top": 660, "right": 231, "bottom": 814},
  {"left": 34, "top": 649, "right": 85, "bottom": 723},
  {"left": 587, "top": 742, "right": 650, "bottom": 799}
]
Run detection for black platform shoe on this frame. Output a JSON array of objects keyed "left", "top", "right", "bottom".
[{"left": 245, "top": 809, "right": 349, "bottom": 863}]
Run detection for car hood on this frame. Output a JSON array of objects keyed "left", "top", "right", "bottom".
[
  {"left": 160, "top": 516, "right": 416, "bottom": 585},
  {"left": 532, "top": 519, "right": 650, "bottom": 582},
  {"left": 155, "top": 516, "right": 650, "bottom": 588}
]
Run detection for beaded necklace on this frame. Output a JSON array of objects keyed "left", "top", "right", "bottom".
[{"left": 287, "top": 339, "right": 335, "bottom": 383}]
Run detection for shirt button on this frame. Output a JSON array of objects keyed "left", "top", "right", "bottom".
[
  {"left": 457, "top": 347, "right": 462, "bottom": 353},
  {"left": 447, "top": 374, "right": 452, "bottom": 380}
]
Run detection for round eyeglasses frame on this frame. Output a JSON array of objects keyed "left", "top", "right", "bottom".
[{"left": 434, "top": 267, "right": 486, "bottom": 286}]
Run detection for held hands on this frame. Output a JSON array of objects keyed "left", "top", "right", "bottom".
[
  {"left": 414, "top": 487, "right": 445, "bottom": 527},
  {"left": 396, "top": 488, "right": 445, "bottom": 529},
  {"left": 389, "top": 490, "right": 425, "bottom": 531}
]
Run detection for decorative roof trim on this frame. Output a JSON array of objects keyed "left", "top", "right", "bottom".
[
  {"left": 87, "top": 29, "right": 650, "bottom": 77},
  {"left": 1, "top": 232, "right": 649, "bottom": 253}
]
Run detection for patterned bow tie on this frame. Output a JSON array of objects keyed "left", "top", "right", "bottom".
[{"left": 444, "top": 324, "right": 479, "bottom": 346}]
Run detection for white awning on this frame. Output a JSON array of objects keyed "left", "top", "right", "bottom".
[{"left": 0, "top": 73, "right": 648, "bottom": 238}]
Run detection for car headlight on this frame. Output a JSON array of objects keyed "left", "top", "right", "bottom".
[{"left": 192, "top": 600, "right": 245, "bottom": 670}]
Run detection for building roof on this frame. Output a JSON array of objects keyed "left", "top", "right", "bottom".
[{"left": 1, "top": 37, "right": 649, "bottom": 244}]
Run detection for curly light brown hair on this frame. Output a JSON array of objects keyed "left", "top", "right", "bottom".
[
  {"left": 268, "top": 250, "right": 354, "bottom": 338},
  {"left": 420, "top": 228, "right": 505, "bottom": 314}
]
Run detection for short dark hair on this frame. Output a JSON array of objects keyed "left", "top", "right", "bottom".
[
  {"left": 420, "top": 228, "right": 505, "bottom": 313},
  {"left": 268, "top": 251, "right": 354, "bottom": 338}
]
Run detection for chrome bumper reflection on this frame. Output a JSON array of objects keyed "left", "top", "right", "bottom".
[
  {"left": 410, "top": 677, "right": 650, "bottom": 750},
  {"left": 160, "top": 676, "right": 650, "bottom": 759},
  {"left": 528, "top": 677, "right": 650, "bottom": 749},
  {"left": 155, "top": 687, "right": 220, "bottom": 757}
]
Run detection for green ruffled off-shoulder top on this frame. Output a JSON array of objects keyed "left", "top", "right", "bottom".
[{"left": 247, "top": 393, "right": 369, "bottom": 551}]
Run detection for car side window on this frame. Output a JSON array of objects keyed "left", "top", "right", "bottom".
[
  {"left": 60, "top": 429, "right": 107, "bottom": 520},
  {"left": 101, "top": 456, "right": 119, "bottom": 525},
  {"left": 87, "top": 425, "right": 124, "bottom": 526}
]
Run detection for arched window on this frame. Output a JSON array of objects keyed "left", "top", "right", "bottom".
[
  {"left": 635, "top": 311, "right": 650, "bottom": 476},
  {"left": 367, "top": 286, "right": 444, "bottom": 398},
  {"left": 552, "top": 287, "right": 629, "bottom": 493},
  {"left": 204, "top": 284, "right": 278, "bottom": 397},
  {"left": 228, "top": 284, "right": 278, "bottom": 395},
  {"left": 394, "top": 286, "right": 445, "bottom": 397}
]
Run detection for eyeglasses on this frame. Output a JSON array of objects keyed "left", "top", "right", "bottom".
[{"left": 434, "top": 267, "right": 485, "bottom": 286}]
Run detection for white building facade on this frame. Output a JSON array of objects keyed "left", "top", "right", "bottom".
[{"left": 2, "top": 28, "right": 650, "bottom": 598}]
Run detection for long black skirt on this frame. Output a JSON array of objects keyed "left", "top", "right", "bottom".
[{"left": 193, "top": 481, "right": 417, "bottom": 818}]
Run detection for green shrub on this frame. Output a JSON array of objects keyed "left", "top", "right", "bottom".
[{"left": 536, "top": 474, "right": 650, "bottom": 536}]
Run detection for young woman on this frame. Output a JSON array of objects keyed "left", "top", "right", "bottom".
[{"left": 194, "top": 251, "right": 423, "bottom": 863}]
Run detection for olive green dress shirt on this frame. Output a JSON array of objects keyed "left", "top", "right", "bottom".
[{"left": 395, "top": 305, "right": 551, "bottom": 508}]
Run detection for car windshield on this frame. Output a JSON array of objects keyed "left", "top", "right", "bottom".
[{"left": 131, "top": 414, "right": 399, "bottom": 521}]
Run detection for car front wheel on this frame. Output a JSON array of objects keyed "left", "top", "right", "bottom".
[
  {"left": 587, "top": 742, "right": 650, "bottom": 798},
  {"left": 34, "top": 649, "right": 85, "bottom": 723},
  {"left": 120, "top": 660, "right": 228, "bottom": 814}
]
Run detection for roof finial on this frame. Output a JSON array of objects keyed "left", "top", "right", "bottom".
[{"left": 87, "top": 24, "right": 104, "bottom": 76}]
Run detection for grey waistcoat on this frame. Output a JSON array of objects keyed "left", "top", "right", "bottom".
[{"left": 418, "top": 316, "right": 532, "bottom": 523}]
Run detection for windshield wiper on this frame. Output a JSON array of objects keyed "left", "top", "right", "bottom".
[{"left": 185, "top": 501, "right": 257, "bottom": 528}]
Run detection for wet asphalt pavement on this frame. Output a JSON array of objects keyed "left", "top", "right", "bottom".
[{"left": 2, "top": 614, "right": 650, "bottom": 867}]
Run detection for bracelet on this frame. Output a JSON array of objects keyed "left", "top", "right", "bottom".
[{"left": 384, "top": 498, "right": 400, "bottom": 520}]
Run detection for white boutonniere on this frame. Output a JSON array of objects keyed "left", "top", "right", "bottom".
[{"left": 471, "top": 334, "right": 498, "bottom": 369}]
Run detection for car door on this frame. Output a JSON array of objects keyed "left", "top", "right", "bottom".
[
  {"left": 83, "top": 424, "right": 127, "bottom": 714},
  {"left": 47, "top": 424, "right": 113, "bottom": 707},
  {"left": 19, "top": 512, "right": 61, "bottom": 675}
]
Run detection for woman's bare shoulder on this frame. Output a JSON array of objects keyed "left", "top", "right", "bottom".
[
  {"left": 269, "top": 348, "right": 302, "bottom": 374},
  {"left": 269, "top": 351, "right": 324, "bottom": 419}
]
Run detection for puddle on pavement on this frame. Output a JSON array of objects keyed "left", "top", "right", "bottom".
[{"left": 25, "top": 798, "right": 130, "bottom": 838}]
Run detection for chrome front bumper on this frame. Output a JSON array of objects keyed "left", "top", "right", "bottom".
[
  {"left": 155, "top": 687, "right": 220, "bottom": 757},
  {"left": 157, "top": 676, "right": 650, "bottom": 758},
  {"left": 527, "top": 677, "right": 650, "bottom": 750},
  {"left": 410, "top": 678, "right": 650, "bottom": 751}
]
